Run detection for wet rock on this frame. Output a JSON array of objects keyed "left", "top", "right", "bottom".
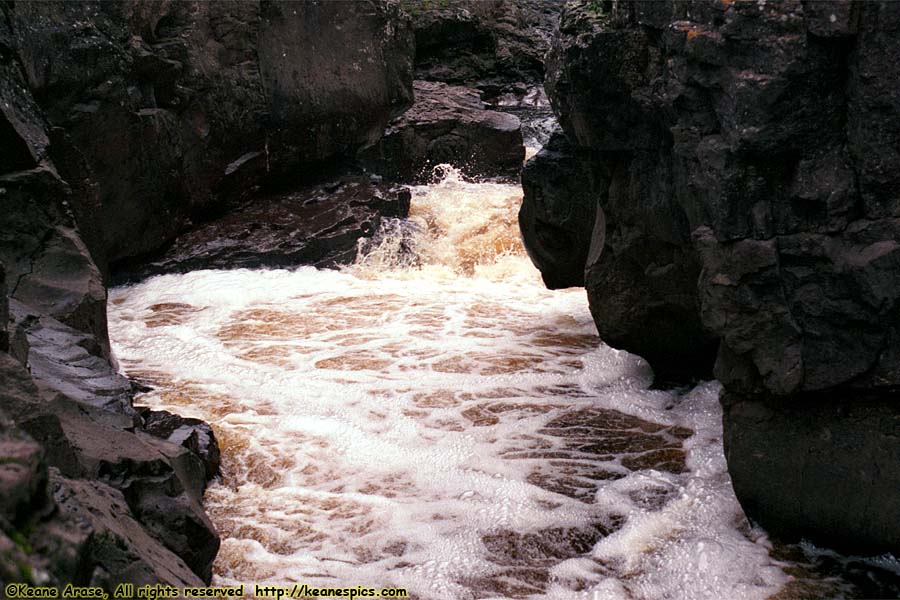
[
  {"left": 405, "top": 0, "right": 564, "bottom": 99},
  {"left": 0, "top": 168, "right": 109, "bottom": 357},
  {"left": 0, "top": 361, "right": 207, "bottom": 588},
  {"left": 723, "top": 391, "right": 900, "bottom": 555},
  {"left": 6, "top": 0, "right": 415, "bottom": 266},
  {"left": 9, "top": 300, "right": 134, "bottom": 415},
  {"left": 0, "top": 353, "right": 219, "bottom": 582},
  {"left": 0, "top": 410, "right": 92, "bottom": 587},
  {"left": 519, "top": 127, "right": 602, "bottom": 289},
  {"left": 0, "top": 411, "right": 46, "bottom": 527},
  {"left": 586, "top": 232, "right": 718, "bottom": 383},
  {"left": 121, "top": 175, "right": 412, "bottom": 279},
  {"left": 532, "top": 0, "right": 900, "bottom": 553},
  {"left": 51, "top": 471, "right": 205, "bottom": 587},
  {"left": 141, "top": 409, "right": 221, "bottom": 481},
  {"left": 359, "top": 80, "right": 524, "bottom": 182}
]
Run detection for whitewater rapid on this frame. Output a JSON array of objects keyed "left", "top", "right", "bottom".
[{"left": 108, "top": 170, "right": 794, "bottom": 599}]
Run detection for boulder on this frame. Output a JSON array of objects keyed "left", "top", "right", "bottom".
[
  {"left": 359, "top": 80, "right": 524, "bottom": 182},
  {"left": 119, "top": 175, "right": 412, "bottom": 279},
  {"left": 723, "top": 391, "right": 900, "bottom": 555},
  {"left": 9, "top": 300, "right": 134, "bottom": 415},
  {"left": 0, "top": 409, "right": 92, "bottom": 587},
  {"left": 0, "top": 170, "right": 108, "bottom": 359},
  {"left": 142, "top": 409, "right": 221, "bottom": 482},
  {"left": 0, "top": 410, "right": 46, "bottom": 528},
  {"left": 519, "top": 127, "right": 602, "bottom": 289},
  {"left": 529, "top": 0, "right": 900, "bottom": 552},
  {"left": 51, "top": 471, "right": 205, "bottom": 588}
]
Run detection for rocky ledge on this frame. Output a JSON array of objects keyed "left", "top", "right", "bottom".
[
  {"left": 521, "top": 0, "right": 900, "bottom": 555},
  {"left": 116, "top": 175, "right": 412, "bottom": 281}
]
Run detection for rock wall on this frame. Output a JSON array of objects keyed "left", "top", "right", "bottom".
[
  {"left": 6, "top": 0, "right": 414, "bottom": 270},
  {"left": 0, "top": 0, "right": 416, "bottom": 588},
  {"left": 521, "top": 0, "right": 900, "bottom": 554},
  {"left": 402, "top": 0, "right": 562, "bottom": 100}
]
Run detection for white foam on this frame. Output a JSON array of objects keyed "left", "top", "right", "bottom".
[{"left": 108, "top": 170, "right": 788, "bottom": 599}]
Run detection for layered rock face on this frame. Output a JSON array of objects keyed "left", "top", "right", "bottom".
[
  {"left": 522, "top": 0, "right": 900, "bottom": 554},
  {"left": 1, "top": 0, "right": 416, "bottom": 588}
]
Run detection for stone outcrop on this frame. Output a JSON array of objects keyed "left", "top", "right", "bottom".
[
  {"left": 521, "top": 0, "right": 900, "bottom": 554},
  {"left": 5, "top": 0, "right": 414, "bottom": 270},
  {"left": 360, "top": 81, "right": 524, "bottom": 183},
  {"left": 520, "top": 127, "right": 601, "bottom": 289},
  {"left": 403, "top": 0, "right": 563, "bottom": 101},
  {"left": 0, "top": 355, "right": 210, "bottom": 587}
]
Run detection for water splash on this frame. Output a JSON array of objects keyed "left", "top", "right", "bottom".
[{"left": 352, "top": 164, "right": 534, "bottom": 283}]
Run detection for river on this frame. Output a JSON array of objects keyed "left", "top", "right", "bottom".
[{"left": 107, "top": 166, "right": 897, "bottom": 599}]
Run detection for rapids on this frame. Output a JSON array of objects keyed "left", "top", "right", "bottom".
[{"left": 107, "top": 168, "right": 892, "bottom": 599}]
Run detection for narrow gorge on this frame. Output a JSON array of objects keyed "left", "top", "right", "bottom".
[{"left": 1, "top": 1, "right": 899, "bottom": 599}]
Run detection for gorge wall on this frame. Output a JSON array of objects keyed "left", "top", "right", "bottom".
[
  {"left": 520, "top": 0, "right": 900, "bottom": 555},
  {"left": 0, "top": 0, "right": 414, "bottom": 587}
]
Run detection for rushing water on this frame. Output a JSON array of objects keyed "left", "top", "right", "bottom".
[{"left": 108, "top": 168, "right": 896, "bottom": 599}]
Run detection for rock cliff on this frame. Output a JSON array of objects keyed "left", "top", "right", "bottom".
[
  {"left": 6, "top": 0, "right": 414, "bottom": 271},
  {"left": 521, "top": 0, "right": 900, "bottom": 554}
]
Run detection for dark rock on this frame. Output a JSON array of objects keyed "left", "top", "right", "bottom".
[
  {"left": 530, "top": 0, "right": 900, "bottom": 552},
  {"left": 7, "top": 0, "right": 415, "bottom": 266},
  {"left": 0, "top": 168, "right": 109, "bottom": 357},
  {"left": 0, "top": 59, "right": 51, "bottom": 172},
  {"left": 359, "top": 80, "right": 524, "bottom": 182},
  {"left": 51, "top": 471, "right": 205, "bottom": 587},
  {"left": 587, "top": 230, "right": 718, "bottom": 383},
  {"left": 723, "top": 391, "right": 900, "bottom": 555},
  {"left": 0, "top": 264, "right": 7, "bottom": 352},
  {"left": 121, "top": 175, "right": 412, "bottom": 279},
  {"left": 0, "top": 410, "right": 92, "bottom": 587},
  {"left": 847, "top": 1, "right": 900, "bottom": 220},
  {"left": 9, "top": 300, "right": 134, "bottom": 415},
  {"left": 0, "top": 359, "right": 208, "bottom": 587},
  {"left": 405, "top": 0, "right": 564, "bottom": 100},
  {"left": 0, "top": 410, "right": 46, "bottom": 527},
  {"left": 142, "top": 409, "right": 221, "bottom": 482},
  {"left": 0, "top": 353, "right": 219, "bottom": 582},
  {"left": 519, "top": 127, "right": 602, "bottom": 289}
]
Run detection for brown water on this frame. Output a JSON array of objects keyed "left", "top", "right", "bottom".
[{"left": 108, "top": 168, "right": 897, "bottom": 599}]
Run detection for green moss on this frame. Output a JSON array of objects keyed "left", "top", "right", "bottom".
[
  {"left": 16, "top": 559, "right": 35, "bottom": 585},
  {"left": 9, "top": 530, "right": 33, "bottom": 555}
]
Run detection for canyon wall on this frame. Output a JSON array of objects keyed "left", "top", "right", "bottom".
[
  {"left": 359, "top": 0, "right": 567, "bottom": 183},
  {"left": 521, "top": 0, "right": 900, "bottom": 554},
  {"left": 0, "top": 0, "right": 414, "bottom": 587}
]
